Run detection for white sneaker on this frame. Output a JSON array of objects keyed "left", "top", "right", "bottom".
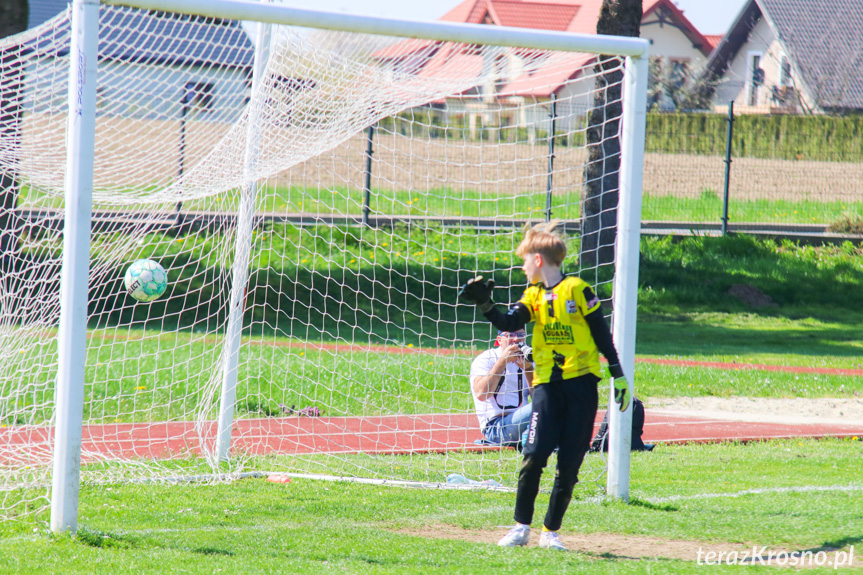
[
  {"left": 497, "top": 524, "right": 531, "bottom": 547},
  {"left": 539, "top": 530, "right": 567, "bottom": 551}
]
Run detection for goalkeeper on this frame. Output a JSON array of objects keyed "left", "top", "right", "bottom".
[{"left": 458, "top": 221, "right": 631, "bottom": 552}]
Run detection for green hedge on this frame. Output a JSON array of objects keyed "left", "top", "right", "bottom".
[
  {"left": 376, "top": 110, "right": 863, "bottom": 160},
  {"left": 646, "top": 113, "right": 863, "bottom": 162}
]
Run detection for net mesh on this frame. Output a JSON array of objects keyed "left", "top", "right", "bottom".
[{"left": 0, "top": 5, "right": 629, "bottom": 519}]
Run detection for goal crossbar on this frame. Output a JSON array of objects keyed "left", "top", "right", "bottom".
[{"left": 103, "top": 0, "right": 649, "bottom": 57}]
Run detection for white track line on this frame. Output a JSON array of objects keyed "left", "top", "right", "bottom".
[{"left": 641, "top": 483, "right": 863, "bottom": 504}]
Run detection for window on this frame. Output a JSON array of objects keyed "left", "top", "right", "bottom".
[
  {"left": 746, "top": 51, "right": 764, "bottom": 106},
  {"left": 772, "top": 55, "right": 796, "bottom": 108}
]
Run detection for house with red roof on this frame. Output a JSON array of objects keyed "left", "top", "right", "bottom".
[
  {"left": 375, "top": 0, "right": 716, "bottom": 126},
  {"left": 641, "top": 0, "right": 715, "bottom": 109}
]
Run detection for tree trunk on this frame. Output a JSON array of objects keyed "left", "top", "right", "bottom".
[
  {"left": 0, "top": 0, "right": 28, "bottom": 39},
  {"left": 580, "top": 0, "right": 642, "bottom": 270}
]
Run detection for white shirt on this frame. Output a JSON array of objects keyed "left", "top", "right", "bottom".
[{"left": 470, "top": 348, "right": 529, "bottom": 431}]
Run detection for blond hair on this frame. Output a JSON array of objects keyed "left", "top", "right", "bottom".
[{"left": 515, "top": 220, "right": 566, "bottom": 267}]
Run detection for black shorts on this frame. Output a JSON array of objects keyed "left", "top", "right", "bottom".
[{"left": 522, "top": 373, "right": 599, "bottom": 468}]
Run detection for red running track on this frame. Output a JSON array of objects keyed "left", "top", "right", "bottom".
[
  {"left": 2, "top": 411, "right": 861, "bottom": 464},
  {"left": 641, "top": 410, "right": 862, "bottom": 444}
]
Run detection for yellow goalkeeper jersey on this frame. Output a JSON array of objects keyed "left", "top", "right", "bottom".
[{"left": 518, "top": 275, "right": 602, "bottom": 384}]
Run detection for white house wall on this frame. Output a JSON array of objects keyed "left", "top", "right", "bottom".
[
  {"left": 24, "top": 58, "right": 250, "bottom": 122},
  {"left": 20, "top": 58, "right": 251, "bottom": 193},
  {"left": 711, "top": 16, "right": 817, "bottom": 114},
  {"left": 507, "top": 77, "right": 593, "bottom": 135},
  {"left": 555, "top": 77, "right": 594, "bottom": 127},
  {"left": 641, "top": 16, "right": 708, "bottom": 74},
  {"left": 96, "top": 61, "right": 250, "bottom": 122}
]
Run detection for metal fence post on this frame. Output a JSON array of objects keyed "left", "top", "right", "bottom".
[
  {"left": 545, "top": 94, "right": 556, "bottom": 222},
  {"left": 363, "top": 124, "right": 375, "bottom": 226},
  {"left": 721, "top": 101, "right": 734, "bottom": 236}
]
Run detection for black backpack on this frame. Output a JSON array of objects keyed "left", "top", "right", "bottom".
[{"left": 589, "top": 397, "right": 652, "bottom": 452}]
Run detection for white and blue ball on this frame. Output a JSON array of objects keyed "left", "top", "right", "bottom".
[{"left": 124, "top": 259, "right": 168, "bottom": 302}]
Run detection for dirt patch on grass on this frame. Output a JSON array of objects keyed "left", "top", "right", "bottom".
[
  {"left": 646, "top": 397, "right": 863, "bottom": 426},
  {"left": 726, "top": 284, "right": 778, "bottom": 308},
  {"left": 394, "top": 525, "right": 862, "bottom": 567}
]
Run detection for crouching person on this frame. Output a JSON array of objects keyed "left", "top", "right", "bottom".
[{"left": 471, "top": 330, "right": 533, "bottom": 448}]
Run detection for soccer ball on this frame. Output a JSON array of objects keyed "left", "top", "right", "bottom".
[{"left": 124, "top": 259, "right": 168, "bottom": 302}]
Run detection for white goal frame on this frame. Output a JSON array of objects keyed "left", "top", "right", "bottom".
[{"left": 53, "top": 0, "right": 648, "bottom": 533}]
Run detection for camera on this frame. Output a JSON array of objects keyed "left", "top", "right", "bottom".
[{"left": 517, "top": 342, "right": 533, "bottom": 363}]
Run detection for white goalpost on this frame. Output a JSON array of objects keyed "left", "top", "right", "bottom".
[{"left": 0, "top": 0, "right": 647, "bottom": 532}]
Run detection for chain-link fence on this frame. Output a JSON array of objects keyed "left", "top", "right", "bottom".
[{"left": 644, "top": 110, "right": 863, "bottom": 233}]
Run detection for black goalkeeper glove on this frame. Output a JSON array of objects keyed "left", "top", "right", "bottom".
[{"left": 458, "top": 276, "right": 495, "bottom": 312}]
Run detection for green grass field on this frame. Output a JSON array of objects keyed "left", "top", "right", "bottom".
[
  {"left": 1, "top": 439, "right": 861, "bottom": 574},
  {"left": 260, "top": 185, "right": 863, "bottom": 226},
  {"left": 3, "top": 231, "right": 863, "bottom": 573}
]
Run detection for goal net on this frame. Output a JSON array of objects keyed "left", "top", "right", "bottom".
[{"left": 0, "top": 1, "right": 645, "bottom": 520}]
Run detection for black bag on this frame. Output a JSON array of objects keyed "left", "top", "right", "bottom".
[{"left": 590, "top": 397, "right": 652, "bottom": 452}]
